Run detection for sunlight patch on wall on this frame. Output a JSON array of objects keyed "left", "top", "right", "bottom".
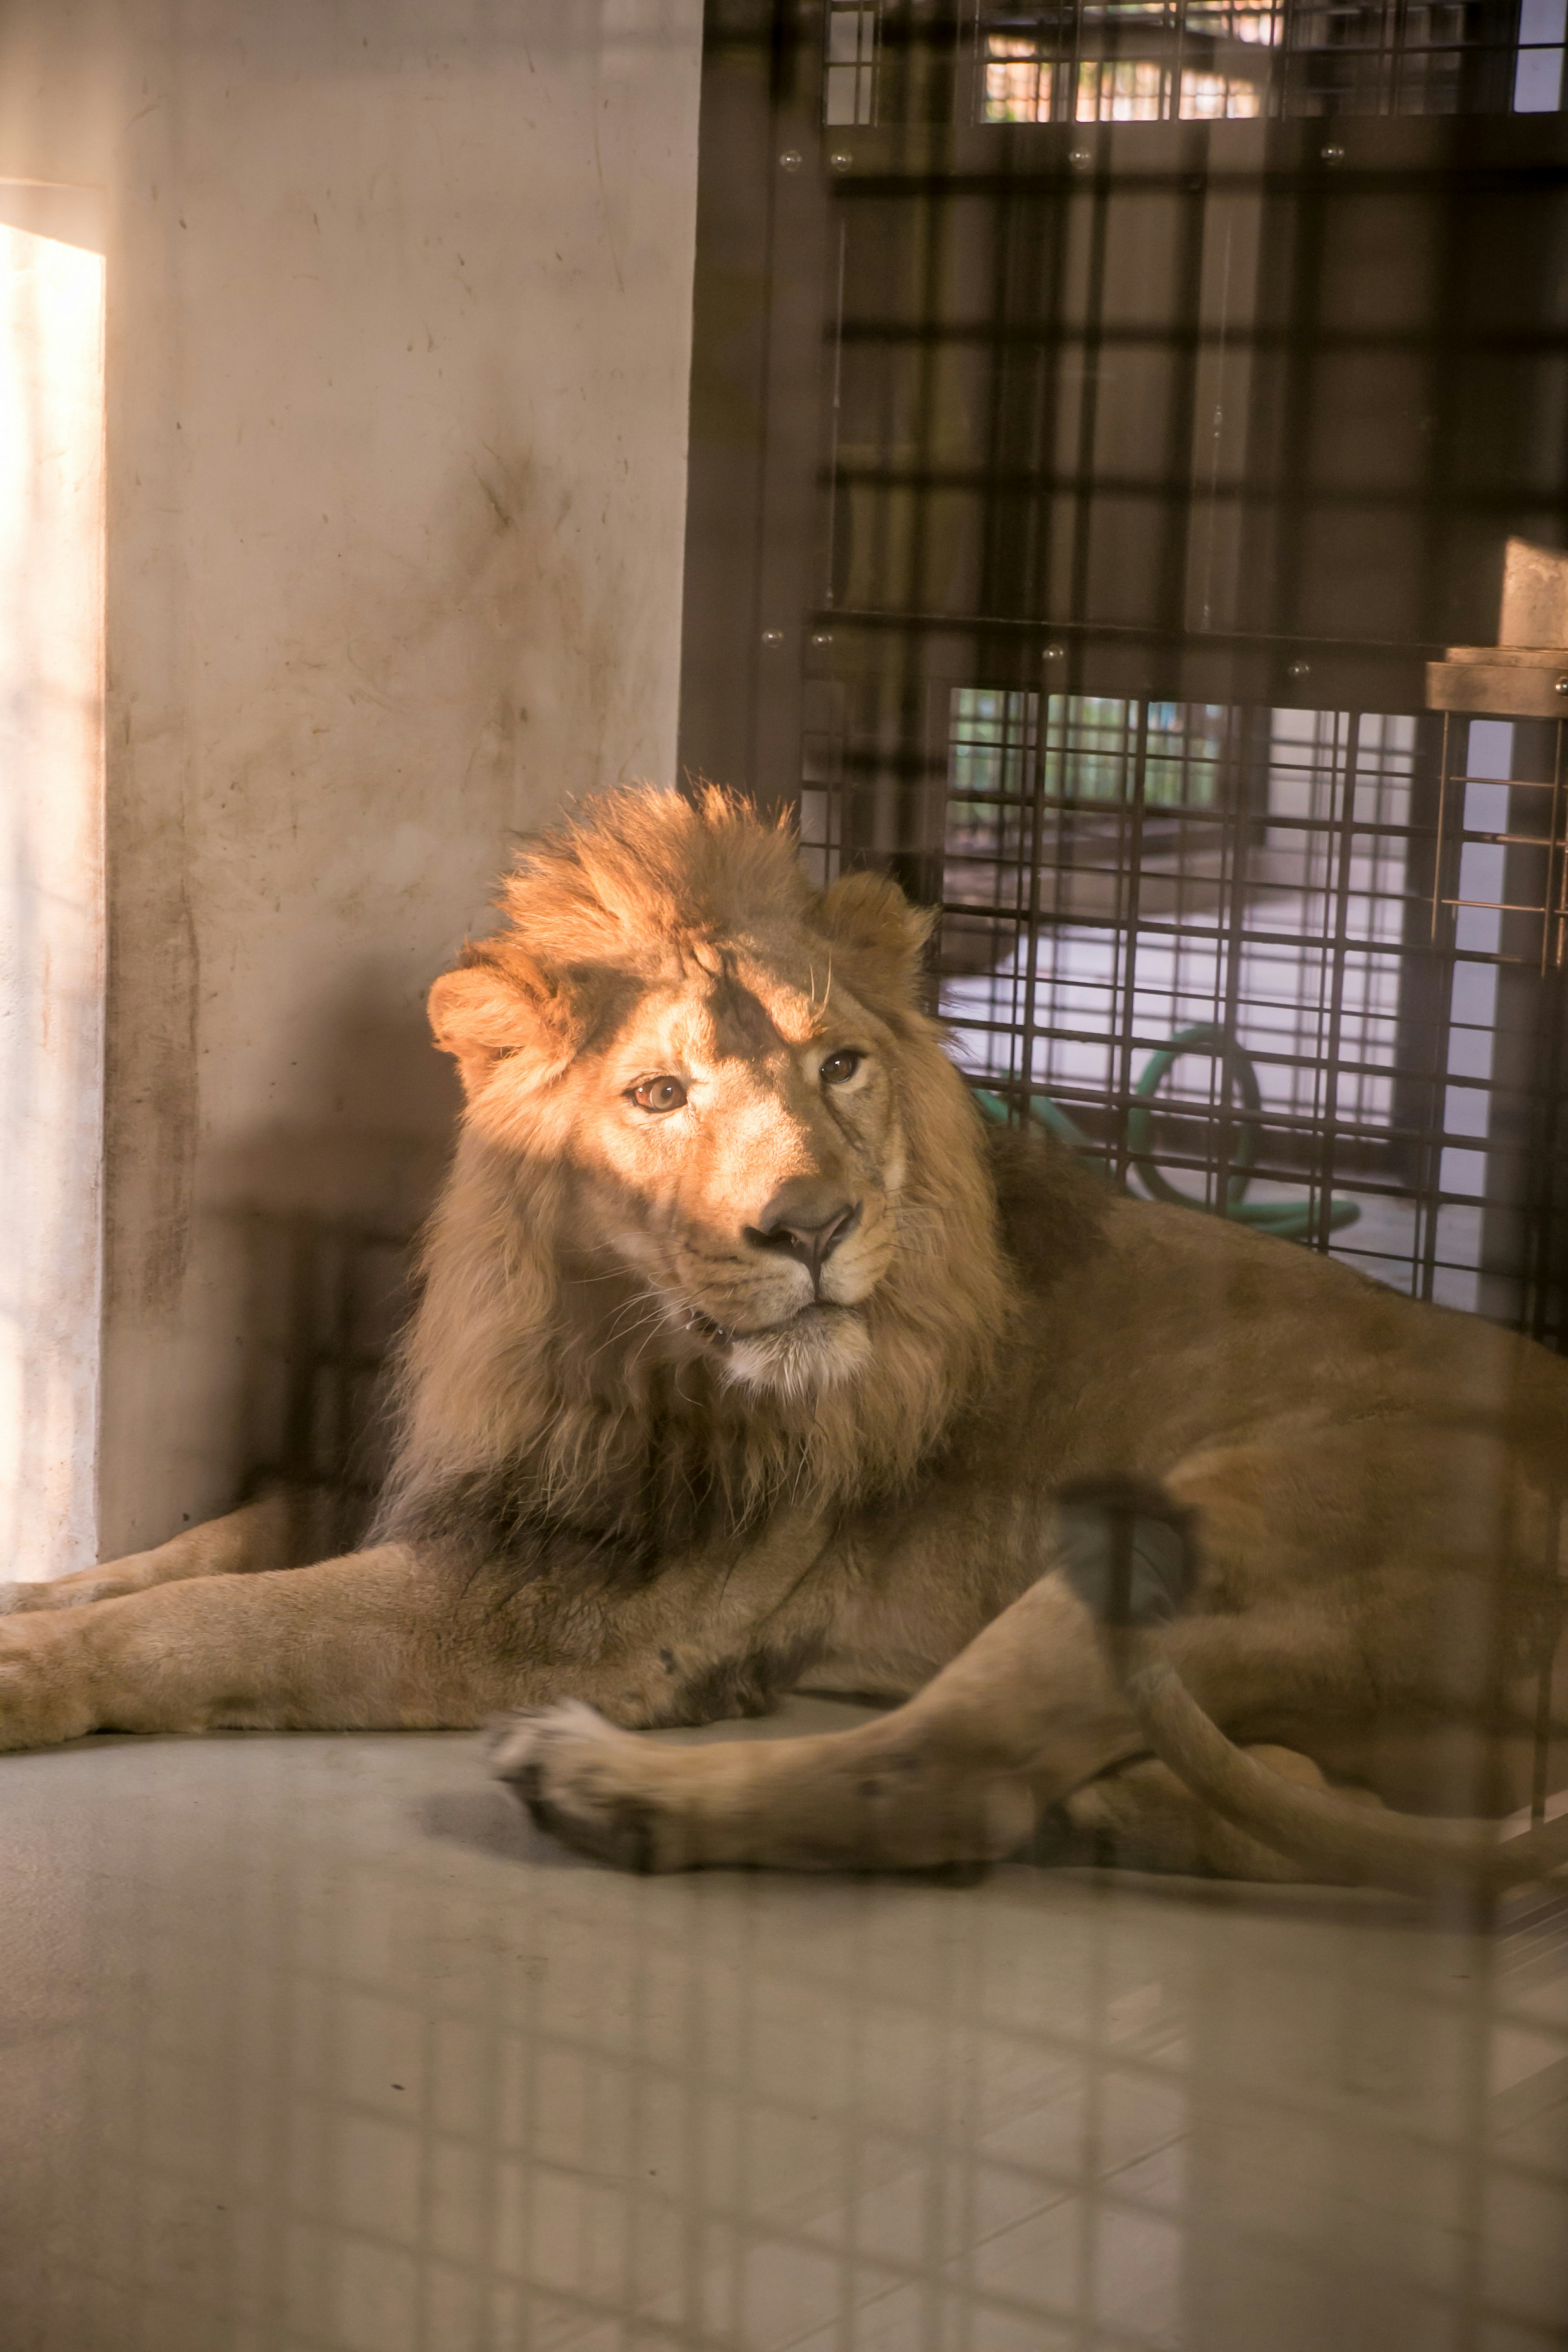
[{"left": 0, "top": 206, "right": 106, "bottom": 1579}]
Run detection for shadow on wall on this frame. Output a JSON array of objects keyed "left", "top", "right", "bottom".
[
  {"left": 198, "top": 968, "right": 464, "bottom": 1554},
  {"left": 227, "top": 1207, "right": 412, "bottom": 1557}
]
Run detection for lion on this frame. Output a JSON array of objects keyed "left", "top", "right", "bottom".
[{"left": 3, "top": 783, "right": 1566, "bottom": 1894}]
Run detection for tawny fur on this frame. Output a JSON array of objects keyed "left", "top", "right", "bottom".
[
  {"left": 2, "top": 784, "right": 1566, "bottom": 1894},
  {"left": 382, "top": 788, "right": 1008, "bottom": 1552}
]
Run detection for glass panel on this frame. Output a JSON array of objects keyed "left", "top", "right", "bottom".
[
  {"left": 825, "top": 3, "right": 879, "bottom": 123},
  {"left": 978, "top": 0, "right": 1551, "bottom": 120}
]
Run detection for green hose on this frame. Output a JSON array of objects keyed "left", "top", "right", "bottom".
[{"left": 975, "top": 1021, "right": 1360, "bottom": 1243}]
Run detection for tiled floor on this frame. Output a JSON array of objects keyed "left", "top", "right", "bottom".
[{"left": 2, "top": 1700, "right": 1565, "bottom": 2351}]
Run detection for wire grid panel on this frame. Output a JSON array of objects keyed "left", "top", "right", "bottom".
[
  {"left": 942, "top": 693, "right": 1412, "bottom": 1136},
  {"left": 974, "top": 0, "right": 1561, "bottom": 122},
  {"left": 929, "top": 687, "right": 1568, "bottom": 1314}
]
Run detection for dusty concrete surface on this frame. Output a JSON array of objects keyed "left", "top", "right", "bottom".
[
  {"left": 0, "top": 0, "right": 703, "bottom": 1564},
  {"left": 0, "top": 1701, "right": 1564, "bottom": 2352}
]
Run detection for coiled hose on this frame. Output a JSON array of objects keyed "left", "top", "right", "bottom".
[{"left": 975, "top": 1020, "right": 1360, "bottom": 1242}]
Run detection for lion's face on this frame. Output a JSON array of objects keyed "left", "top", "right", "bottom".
[
  {"left": 557, "top": 960, "right": 905, "bottom": 1393},
  {"left": 425, "top": 793, "right": 967, "bottom": 1408}
]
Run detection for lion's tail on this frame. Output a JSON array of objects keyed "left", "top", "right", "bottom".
[
  {"left": 1119, "top": 1639, "right": 1568, "bottom": 1896},
  {"left": 1057, "top": 1476, "right": 1567, "bottom": 1898}
]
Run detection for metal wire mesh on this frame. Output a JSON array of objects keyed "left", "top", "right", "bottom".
[{"left": 802, "top": 690, "right": 1568, "bottom": 1334}]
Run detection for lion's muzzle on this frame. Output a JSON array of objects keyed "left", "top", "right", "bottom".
[{"left": 744, "top": 1178, "right": 863, "bottom": 1300}]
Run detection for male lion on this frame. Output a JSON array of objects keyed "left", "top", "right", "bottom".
[{"left": 3, "top": 785, "right": 1566, "bottom": 1891}]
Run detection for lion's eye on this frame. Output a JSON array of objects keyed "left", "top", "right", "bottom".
[
  {"left": 630, "top": 1075, "right": 688, "bottom": 1114},
  {"left": 820, "top": 1050, "right": 862, "bottom": 1086}
]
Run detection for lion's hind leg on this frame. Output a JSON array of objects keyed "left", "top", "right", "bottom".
[
  {"left": 492, "top": 1704, "right": 1382, "bottom": 1882},
  {"left": 0, "top": 1485, "right": 315, "bottom": 1616},
  {"left": 491, "top": 1573, "right": 1143, "bottom": 1873},
  {"left": 490, "top": 1569, "right": 1387, "bottom": 1878},
  {"left": 1059, "top": 1748, "right": 1386, "bottom": 1882}
]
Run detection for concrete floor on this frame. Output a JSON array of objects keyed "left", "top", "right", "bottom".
[{"left": 2, "top": 1699, "right": 1566, "bottom": 2352}]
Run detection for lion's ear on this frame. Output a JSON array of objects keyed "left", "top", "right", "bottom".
[
  {"left": 813, "top": 869, "right": 935, "bottom": 1006},
  {"left": 428, "top": 952, "right": 570, "bottom": 1103}
]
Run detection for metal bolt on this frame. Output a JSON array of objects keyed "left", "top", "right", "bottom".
[
  {"left": 761, "top": 629, "right": 784, "bottom": 647},
  {"left": 1287, "top": 659, "right": 1311, "bottom": 679},
  {"left": 1069, "top": 148, "right": 1092, "bottom": 169},
  {"left": 1042, "top": 644, "right": 1066, "bottom": 663},
  {"left": 810, "top": 631, "right": 833, "bottom": 647},
  {"left": 778, "top": 149, "right": 802, "bottom": 173},
  {"left": 1555, "top": 673, "right": 1568, "bottom": 697},
  {"left": 829, "top": 151, "right": 853, "bottom": 172},
  {"left": 1321, "top": 143, "right": 1344, "bottom": 163}
]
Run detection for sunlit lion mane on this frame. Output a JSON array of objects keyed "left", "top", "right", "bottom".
[{"left": 374, "top": 786, "right": 1014, "bottom": 1576}]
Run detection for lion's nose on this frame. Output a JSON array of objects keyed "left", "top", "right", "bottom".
[{"left": 746, "top": 1181, "right": 862, "bottom": 1285}]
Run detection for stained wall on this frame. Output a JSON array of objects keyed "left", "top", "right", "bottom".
[{"left": 0, "top": 0, "right": 704, "bottom": 1563}]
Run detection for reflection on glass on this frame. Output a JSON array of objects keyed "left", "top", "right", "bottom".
[{"left": 980, "top": 0, "right": 1562, "bottom": 120}]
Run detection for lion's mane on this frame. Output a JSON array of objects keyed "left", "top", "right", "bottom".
[{"left": 373, "top": 787, "right": 1012, "bottom": 1578}]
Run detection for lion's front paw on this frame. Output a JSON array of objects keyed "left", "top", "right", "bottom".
[
  {"left": 488, "top": 1703, "right": 690, "bottom": 1873},
  {"left": 0, "top": 1616, "right": 100, "bottom": 1749}
]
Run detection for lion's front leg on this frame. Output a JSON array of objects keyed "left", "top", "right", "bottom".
[
  {"left": 0, "top": 1546, "right": 549, "bottom": 1750},
  {"left": 0, "top": 1512, "right": 845, "bottom": 1754}
]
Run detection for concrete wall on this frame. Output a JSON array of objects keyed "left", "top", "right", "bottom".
[{"left": 0, "top": 0, "right": 704, "bottom": 1566}]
